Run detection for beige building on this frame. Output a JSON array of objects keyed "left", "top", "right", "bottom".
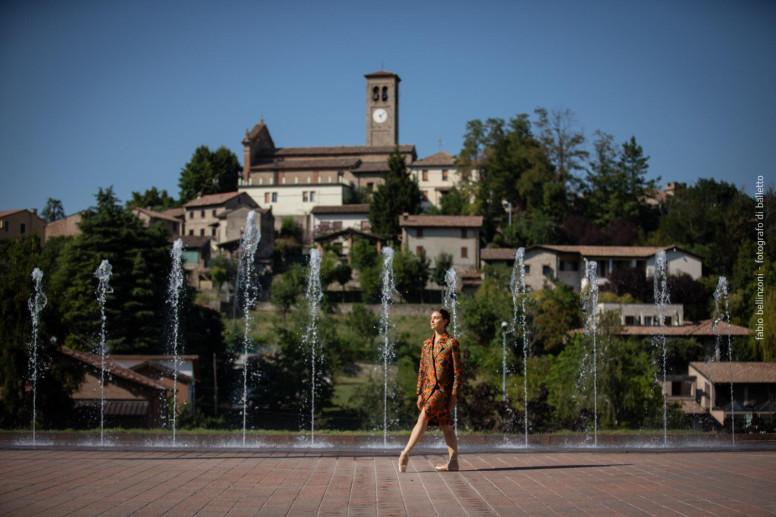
[
  {"left": 0, "top": 209, "right": 46, "bottom": 244},
  {"left": 598, "top": 302, "right": 685, "bottom": 327},
  {"left": 132, "top": 207, "right": 183, "bottom": 237},
  {"left": 44, "top": 212, "right": 83, "bottom": 241},
  {"left": 410, "top": 151, "right": 477, "bottom": 209},
  {"left": 481, "top": 245, "right": 702, "bottom": 292},
  {"left": 182, "top": 191, "right": 273, "bottom": 256},
  {"left": 399, "top": 214, "right": 483, "bottom": 271},
  {"left": 663, "top": 362, "right": 776, "bottom": 428},
  {"left": 238, "top": 71, "right": 417, "bottom": 236}
]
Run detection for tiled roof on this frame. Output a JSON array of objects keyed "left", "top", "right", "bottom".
[
  {"left": 58, "top": 347, "right": 168, "bottom": 391},
  {"left": 399, "top": 214, "right": 483, "bottom": 228},
  {"left": 257, "top": 145, "right": 416, "bottom": 158},
  {"left": 311, "top": 204, "right": 370, "bottom": 215},
  {"left": 250, "top": 158, "right": 361, "bottom": 171},
  {"left": 132, "top": 207, "right": 181, "bottom": 223},
  {"left": 481, "top": 248, "right": 519, "bottom": 261},
  {"left": 615, "top": 320, "right": 752, "bottom": 337},
  {"left": 529, "top": 244, "right": 699, "bottom": 259},
  {"left": 364, "top": 70, "right": 400, "bottom": 79},
  {"left": 353, "top": 161, "right": 391, "bottom": 173},
  {"left": 0, "top": 209, "right": 27, "bottom": 217},
  {"left": 690, "top": 362, "right": 776, "bottom": 383},
  {"left": 183, "top": 192, "right": 248, "bottom": 208},
  {"left": 414, "top": 151, "right": 455, "bottom": 167},
  {"left": 162, "top": 208, "right": 184, "bottom": 219},
  {"left": 180, "top": 235, "right": 211, "bottom": 248}
]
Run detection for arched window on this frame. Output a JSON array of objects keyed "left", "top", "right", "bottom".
[
  {"left": 372, "top": 86, "right": 379, "bottom": 101},
  {"left": 382, "top": 86, "right": 388, "bottom": 101}
]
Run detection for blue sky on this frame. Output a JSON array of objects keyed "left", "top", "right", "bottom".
[{"left": 1, "top": 0, "right": 774, "bottom": 215}]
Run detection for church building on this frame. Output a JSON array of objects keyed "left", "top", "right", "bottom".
[{"left": 239, "top": 71, "right": 418, "bottom": 238}]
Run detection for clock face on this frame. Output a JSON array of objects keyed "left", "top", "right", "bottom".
[{"left": 372, "top": 108, "right": 388, "bottom": 124}]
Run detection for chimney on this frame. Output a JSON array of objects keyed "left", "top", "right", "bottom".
[{"left": 31, "top": 208, "right": 37, "bottom": 215}]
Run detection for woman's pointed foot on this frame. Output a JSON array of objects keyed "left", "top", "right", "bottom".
[
  {"left": 435, "top": 454, "right": 459, "bottom": 472},
  {"left": 399, "top": 450, "right": 409, "bottom": 473}
]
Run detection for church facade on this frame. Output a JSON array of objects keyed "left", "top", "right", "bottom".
[{"left": 239, "top": 71, "right": 468, "bottom": 238}]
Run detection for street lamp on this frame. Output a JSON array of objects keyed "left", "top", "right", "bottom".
[{"left": 501, "top": 200, "right": 512, "bottom": 227}]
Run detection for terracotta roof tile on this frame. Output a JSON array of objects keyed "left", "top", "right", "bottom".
[
  {"left": 0, "top": 209, "right": 27, "bottom": 217},
  {"left": 481, "top": 248, "right": 519, "bottom": 261},
  {"left": 690, "top": 362, "right": 776, "bottom": 383},
  {"left": 58, "top": 347, "right": 168, "bottom": 391},
  {"left": 256, "top": 145, "right": 416, "bottom": 158},
  {"left": 250, "top": 158, "right": 361, "bottom": 171},
  {"left": 529, "top": 244, "right": 700, "bottom": 259},
  {"left": 414, "top": 151, "right": 455, "bottom": 167},
  {"left": 613, "top": 320, "right": 752, "bottom": 337},
  {"left": 399, "top": 214, "right": 483, "bottom": 228},
  {"left": 183, "top": 191, "right": 252, "bottom": 208},
  {"left": 311, "top": 204, "right": 370, "bottom": 215},
  {"left": 131, "top": 207, "right": 181, "bottom": 223}
]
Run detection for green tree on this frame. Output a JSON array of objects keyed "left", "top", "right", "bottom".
[
  {"left": 0, "top": 235, "right": 80, "bottom": 428},
  {"left": 40, "top": 198, "right": 65, "bottom": 222},
  {"left": 333, "top": 263, "right": 352, "bottom": 301},
  {"left": 533, "top": 107, "right": 589, "bottom": 190},
  {"left": 584, "top": 132, "right": 658, "bottom": 229},
  {"left": 457, "top": 115, "right": 555, "bottom": 244},
  {"left": 392, "top": 248, "right": 430, "bottom": 301},
  {"left": 53, "top": 187, "right": 171, "bottom": 353},
  {"left": 270, "top": 264, "right": 305, "bottom": 324},
  {"left": 656, "top": 178, "right": 756, "bottom": 277},
  {"left": 178, "top": 145, "right": 241, "bottom": 203},
  {"left": 426, "top": 186, "right": 470, "bottom": 215},
  {"left": 125, "top": 187, "right": 178, "bottom": 211},
  {"left": 368, "top": 147, "right": 422, "bottom": 237},
  {"left": 432, "top": 252, "right": 454, "bottom": 288},
  {"left": 532, "top": 283, "right": 582, "bottom": 354}
]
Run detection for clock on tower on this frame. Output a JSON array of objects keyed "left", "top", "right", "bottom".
[{"left": 365, "top": 71, "right": 400, "bottom": 147}]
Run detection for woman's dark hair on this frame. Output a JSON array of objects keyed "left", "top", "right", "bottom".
[{"left": 437, "top": 308, "right": 451, "bottom": 328}]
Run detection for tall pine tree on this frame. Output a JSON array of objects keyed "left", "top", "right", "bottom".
[{"left": 368, "top": 148, "right": 422, "bottom": 238}]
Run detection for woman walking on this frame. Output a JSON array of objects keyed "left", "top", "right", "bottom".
[{"left": 399, "top": 309, "right": 463, "bottom": 472}]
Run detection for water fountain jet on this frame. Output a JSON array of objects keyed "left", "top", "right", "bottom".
[
  {"left": 509, "top": 248, "right": 529, "bottom": 447},
  {"left": 27, "top": 268, "right": 47, "bottom": 445},
  {"left": 303, "top": 248, "right": 323, "bottom": 445},
  {"left": 238, "top": 211, "right": 261, "bottom": 446},
  {"left": 95, "top": 260, "right": 113, "bottom": 445},
  {"left": 167, "top": 239, "right": 185, "bottom": 445},
  {"left": 653, "top": 250, "right": 669, "bottom": 446},
  {"left": 380, "top": 247, "right": 396, "bottom": 447}
]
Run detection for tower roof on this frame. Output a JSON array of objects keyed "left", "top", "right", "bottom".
[{"left": 365, "top": 70, "right": 401, "bottom": 81}]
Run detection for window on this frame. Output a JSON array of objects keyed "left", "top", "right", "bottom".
[
  {"left": 188, "top": 229, "right": 194, "bottom": 236},
  {"left": 417, "top": 228, "right": 423, "bottom": 238},
  {"left": 303, "top": 191, "right": 309, "bottom": 202},
  {"left": 2, "top": 221, "right": 8, "bottom": 232},
  {"left": 200, "top": 229, "right": 205, "bottom": 236},
  {"left": 644, "top": 316, "right": 653, "bottom": 326},
  {"left": 189, "top": 211, "right": 194, "bottom": 219},
  {"left": 373, "top": 86, "right": 379, "bottom": 101},
  {"left": 367, "top": 182, "right": 374, "bottom": 191},
  {"left": 200, "top": 210, "right": 205, "bottom": 218},
  {"left": 560, "top": 260, "right": 579, "bottom": 271},
  {"left": 211, "top": 228, "right": 217, "bottom": 237},
  {"left": 422, "top": 170, "right": 428, "bottom": 181},
  {"left": 264, "top": 193, "right": 270, "bottom": 203},
  {"left": 422, "top": 190, "right": 429, "bottom": 200},
  {"left": 461, "top": 228, "right": 467, "bottom": 239},
  {"left": 416, "top": 246, "right": 424, "bottom": 256},
  {"left": 212, "top": 209, "right": 217, "bottom": 217},
  {"left": 382, "top": 86, "right": 388, "bottom": 101},
  {"left": 461, "top": 247, "right": 468, "bottom": 259},
  {"left": 271, "top": 192, "right": 277, "bottom": 202},
  {"left": 624, "top": 316, "right": 636, "bottom": 325},
  {"left": 310, "top": 191, "right": 316, "bottom": 202},
  {"left": 665, "top": 316, "right": 672, "bottom": 326},
  {"left": 442, "top": 170, "right": 448, "bottom": 181},
  {"left": 20, "top": 223, "right": 26, "bottom": 234},
  {"left": 542, "top": 265, "right": 553, "bottom": 276},
  {"left": 524, "top": 265, "right": 531, "bottom": 274}
]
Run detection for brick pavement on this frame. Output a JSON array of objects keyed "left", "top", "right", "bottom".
[{"left": 1, "top": 447, "right": 775, "bottom": 516}]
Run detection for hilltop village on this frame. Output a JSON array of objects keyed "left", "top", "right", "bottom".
[{"left": 1, "top": 71, "right": 774, "bottom": 434}]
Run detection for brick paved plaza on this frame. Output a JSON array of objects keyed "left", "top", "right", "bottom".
[{"left": 1, "top": 446, "right": 775, "bottom": 516}]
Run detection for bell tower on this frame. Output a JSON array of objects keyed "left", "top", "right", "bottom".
[{"left": 365, "top": 71, "right": 400, "bottom": 147}]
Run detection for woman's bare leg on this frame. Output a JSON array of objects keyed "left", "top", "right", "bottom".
[
  {"left": 439, "top": 424, "right": 458, "bottom": 459},
  {"left": 402, "top": 410, "right": 430, "bottom": 454}
]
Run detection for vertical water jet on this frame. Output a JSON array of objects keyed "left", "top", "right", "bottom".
[
  {"left": 94, "top": 260, "right": 113, "bottom": 445},
  {"left": 28, "top": 268, "right": 47, "bottom": 445},
  {"left": 167, "top": 239, "right": 185, "bottom": 445}
]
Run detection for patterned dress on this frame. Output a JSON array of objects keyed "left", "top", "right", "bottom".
[{"left": 416, "top": 332, "right": 463, "bottom": 426}]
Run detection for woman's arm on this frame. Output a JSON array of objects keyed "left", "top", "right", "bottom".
[{"left": 451, "top": 339, "right": 463, "bottom": 397}]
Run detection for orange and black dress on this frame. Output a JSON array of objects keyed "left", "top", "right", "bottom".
[{"left": 416, "top": 332, "right": 463, "bottom": 426}]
